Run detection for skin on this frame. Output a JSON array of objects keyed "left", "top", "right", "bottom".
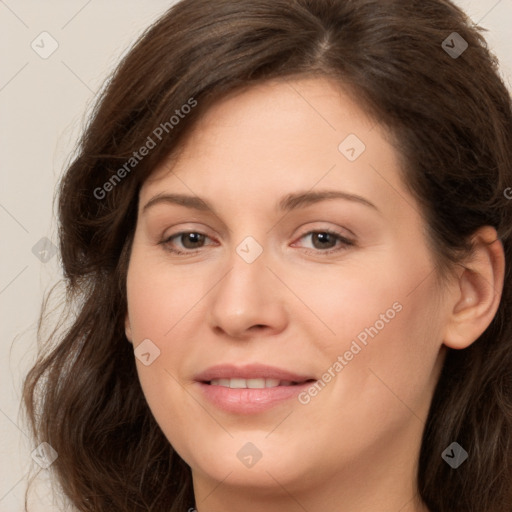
[{"left": 125, "top": 77, "right": 504, "bottom": 512}]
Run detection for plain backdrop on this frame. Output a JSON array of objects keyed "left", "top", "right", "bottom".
[{"left": 1, "top": 1, "right": 511, "bottom": 510}]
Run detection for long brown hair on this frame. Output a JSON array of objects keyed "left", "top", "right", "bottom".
[{"left": 23, "top": 0, "right": 512, "bottom": 510}]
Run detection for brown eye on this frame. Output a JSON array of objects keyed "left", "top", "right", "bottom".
[
  {"left": 310, "top": 232, "right": 338, "bottom": 250},
  {"left": 178, "top": 232, "right": 206, "bottom": 249},
  {"left": 294, "top": 229, "right": 355, "bottom": 255},
  {"left": 160, "top": 231, "right": 213, "bottom": 255}
]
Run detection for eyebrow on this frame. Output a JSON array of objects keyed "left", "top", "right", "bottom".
[{"left": 142, "top": 190, "right": 379, "bottom": 215}]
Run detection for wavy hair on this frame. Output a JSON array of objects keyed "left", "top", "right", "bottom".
[{"left": 23, "top": 0, "right": 512, "bottom": 510}]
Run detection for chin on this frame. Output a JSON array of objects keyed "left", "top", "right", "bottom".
[{"left": 176, "top": 433, "right": 313, "bottom": 488}]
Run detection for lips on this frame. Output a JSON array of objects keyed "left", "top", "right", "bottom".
[
  {"left": 194, "top": 364, "right": 317, "bottom": 414},
  {"left": 194, "top": 363, "right": 316, "bottom": 385}
]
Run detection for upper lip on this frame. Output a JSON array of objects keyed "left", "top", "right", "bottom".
[{"left": 194, "top": 364, "right": 316, "bottom": 383}]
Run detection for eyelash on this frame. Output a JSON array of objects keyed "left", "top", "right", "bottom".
[{"left": 159, "top": 229, "right": 355, "bottom": 256}]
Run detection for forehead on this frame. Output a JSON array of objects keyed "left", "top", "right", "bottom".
[{"left": 140, "top": 77, "right": 404, "bottom": 216}]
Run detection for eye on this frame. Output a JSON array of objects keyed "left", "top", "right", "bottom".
[
  {"left": 159, "top": 229, "right": 354, "bottom": 256},
  {"left": 160, "top": 231, "right": 215, "bottom": 255},
  {"left": 293, "top": 229, "right": 354, "bottom": 255}
]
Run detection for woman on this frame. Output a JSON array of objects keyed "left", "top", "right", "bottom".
[{"left": 23, "top": 0, "right": 512, "bottom": 511}]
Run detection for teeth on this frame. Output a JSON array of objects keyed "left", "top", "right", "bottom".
[
  {"left": 264, "top": 378, "right": 281, "bottom": 388},
  {"left": 229, "top": 378, "right": 247, "bottom": 389},
  {"left": 247, "top": 378, "right": 265, "bottom": 388},
  {"left": 209, "top": 378, "right": 292, "bottom": 388}
]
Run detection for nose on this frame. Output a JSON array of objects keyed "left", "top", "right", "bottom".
[{"left": 207, "top": 246, "right": 289, "bottom": 339}]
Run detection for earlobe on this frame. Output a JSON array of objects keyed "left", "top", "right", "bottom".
[
  {"left": 443, "top": 226, "right": 505, "bottom": 350},
  {"left": 125, "top": 314, "right": 133, "bottom": 344}
]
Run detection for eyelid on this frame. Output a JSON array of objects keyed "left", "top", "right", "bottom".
[
  {"left": 159, "top": 222, "right": 216, "bottom": 243},
  {"left": 294, "top": 224, "right": 355, "bottom": 241}
]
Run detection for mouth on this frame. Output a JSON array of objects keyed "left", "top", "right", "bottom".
[
  {"left": 206, "top": 378, "right": 315, "bottom": 388},
  {"left": 194, "top": 363, "right": 316, "bottom": 383},
  {"left": 194, "top": 364, "right": 317, "bottom": 414}
]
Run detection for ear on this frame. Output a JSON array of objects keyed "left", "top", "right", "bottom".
[
  {"left": 443, "top": 226, "right": 505, "bottom": 350},
  {"left": 125, "top": 313, "right": 133, "bottom": 344}
]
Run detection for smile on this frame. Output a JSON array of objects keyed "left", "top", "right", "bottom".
[
  {"left": 208, "top": 378, "right": 310, "bottom": 388},
  {"left": 194, "top": 364, "right": 317, "bottom": 413}
]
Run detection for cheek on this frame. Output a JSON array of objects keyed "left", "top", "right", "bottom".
[
  {"left": 134, "top": 361, "right": 205, "bottom": 467},
  {"left": 126, "top": 247, "right": 206, "bottom": 342},
  {"left": 306, "top": 250, "right": 442, "bottom": 408},
  {"left": 296, "top": 256, "right": 424, "bottom": 352},
  {"left": 319, "top": 277, "right": 442, "bottom": 431},
  {"left": 125, "top": 246, "right": 217, "bottom": 443}
]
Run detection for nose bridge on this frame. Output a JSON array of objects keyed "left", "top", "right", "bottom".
[
  {"left": 208, "top": 233, "right": 288, "bottom": 336},
  {"left": 220, "top": 235, "right": 272, "bottom": 307}
]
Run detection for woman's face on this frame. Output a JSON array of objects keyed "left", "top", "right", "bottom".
[{"left": 125, "top": 77, "right": 449, "bottom": 505}]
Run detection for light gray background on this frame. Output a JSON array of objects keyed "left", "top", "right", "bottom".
[{"left": 1, "top": 1, "right": 511, "bottom": 510}]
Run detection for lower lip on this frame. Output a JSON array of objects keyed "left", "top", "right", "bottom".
[{"left": 196, "top": 381, "right": 315, "bottom": 414}]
